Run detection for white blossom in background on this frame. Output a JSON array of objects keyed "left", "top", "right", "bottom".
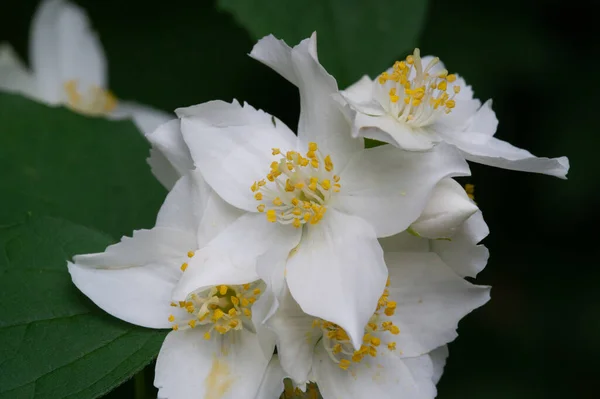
[
  {"left": 268, "top": 178, "right": 490, "bottom": 398},
  {"left": 340, "top": 49, "right": 569, "bottom": 178},
  {"left": 68, "top": 171, "right": 280, "bottom": 399},
  {"left": 167, "top": 32, "right": 473, "bottom": 351},
  {"left": 0, "top": 0, "right": 170, "bottom": 135}
]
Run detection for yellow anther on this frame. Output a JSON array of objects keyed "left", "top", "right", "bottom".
[
  {"left": 446, "top": 74, "right": 457, "bottom": 82},
  {"left": 248, "top": 297, "right": 256, "bottom": 304},
  {"left": 306, "top": 150, "right": 316, "bottom": 159},
  {"left": 333, "top": 175, "right": 340, "bottom": 182},
  {"left": 285, "top": 179, "right": 295, "bottom": 192},
  {"left": 219, "top": 285, "right": 228, "bottom": 295},
  {"left": 168, "top": 314, "right": 175, "bottom": 322},
  {"left": 272, "top": 197, "right": 283, "bottom": 206},
  {"left": 257, "top": 204, "right": 265, "bottom": 212},
  {"left": 228, "top": 308, "right": 238, "bottom": 317},
  {"left": 406, "top": 55, "right": 414, "bottom": 64},
  {"left": 293, "top": 218, "right": 301, "bottom": 228},
  {"left": 287, "top": 163, "right": 294, "bottom": 171},
  {"left": 272, "top": 148, "right": 281, "bottom": 155},
  {"left": 389, "top": 88, "right": 399, "bottom": 103},
  {"left": 445, "top": 100, "right": 456, "bottom": 109},
  {"left": 352, "top": 353, "right": 363, "bottom": 363},
  {"left": 213, "top": 309, "right": 225, "bottom": 320},
  {"left": 180, "top": 262, "right": 188, "bottom": 272},
  {"left": 371, "top": 337, "right": 381, "bottom": 346},
  {"left": 291, "top": 198, "right": 300, "bottom": 206},
  {"left": 333, "top": 183, "right": 341, "bottom": 192},
  {"left": 339, "top": 359, "right": 351, "bottom": 370},
  {"left": 229, "top": 319, "right": 239, "bottom": 329},
  {"left": 390, "top": 325, "right": 400, "bottom": 335},
  {"left": 286, "top": 151, "right": 295, "bottom": 161},
  {"left": 243, "top": 308, "right": 252, "bottom": 317},
  {"left": 368, "top": 347, "right": 377, "bottom": 357},
  {"left": 170, "top": 302, "right": 177, "bottom": 307},
  {"left": 188, "top": 319, "right": 197, "bottom": 328},
  {"left": 254, "top": 192, "right": 263, "bottom": 201},
  {"left": 308, "top": 142, "right": 318, "bottom": 152},
  {"left": 300, "top": 158, "right": 309, "bottom": 167},
  {"left": 204, "top": 331, "right": 211, "bottom": 340},
  {"left": 310, "top": 158, "right": 319, "bottom": 168},
  {"left": 295, "top": 182, "right": 305, "bottom": 190},
  {"left": 266, "top": 210, "right": 277, "bottom": 223},
  {"left": 241, "top": 298, "right": 250, "bottom": 307},
  {"left": 292, "top": 207, "right": 302, "bottom": 216},
  {"left": 387, "top": 342, "right": 396, "bottom": 351},
  {"left": 253, "top": 288, "right": 261, "bottom": 295},
  {"left": 270, "top": 161, "right": 279, "bottom": 170},
  {"left": 437, "top": 81, "right": 447, "bottom": 91},
  {"left": 378, "top": 72, "right": 389, "bottom": 84},
  {"left": 454, "top": 86, "right": 461, "bottom": 94},
  {"left": 303, "top": 201, "right": 311, "bottom": 209},
  {"left": 171, "top": 324, "right": 180, "bottom": 331},
  {"left": 231, "top": 296, "right": 240, "bottom": 306},
  {"left": 386, "top": 301, "right": 397, "bottom": 310},
  {"left": 412, "top": 98, "right": 422, "bottom": 107},
  {"left": 242, "top": 284, "right": 251, "bottom": 290},
  {"left": 324, "top": 155, "right": 333, "bottom": 172},
  {"left": 332, "top": 344, "right": 342, "bottom": 354}
]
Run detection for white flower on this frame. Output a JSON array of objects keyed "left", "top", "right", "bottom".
[
  {"left": 340, "top": 49, "right": 569, "bottom": 178},
  {"left": 0, "top": 0, "right": 170, "bottom": 135},
  {"left": 172, "top": 33, "right": 472, "bottom": 351},
  {"left": 269, "top": 178, "right": 490, "bottom": 396},
  {"left": 68, "top": 171, "right": 279, "bottom": 399}
]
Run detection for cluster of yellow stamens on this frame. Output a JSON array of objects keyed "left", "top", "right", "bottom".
[
  {"left": 377, "top": 48, "right": 461, "bottom": 127},
  {"left": 63, "top": 79, "right": 117, "bottom": 116},
  {"left": 465, "top": 183, "right": 475, "bottom": 201},
  {"left": 168, "top": 281, "right": 262, "bottom": 339},
  {"left": 313, "top": 278, "right": 400, "bottom": 371},
  {"left": 251, "top": 142, "right": 340, "bottom": 228}
]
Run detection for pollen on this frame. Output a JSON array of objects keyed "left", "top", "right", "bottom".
[
  {"left": 63, "top": 80, "right": 118, "bottom": 117},
  {"left": 251, "top": 142, "right": 340, "bottom": 228},
  {"left": 167, "top": 280, "right": 263, "bottom": 338},
  {"left": 313, "top": 277, "right": 401, "bottom": 372},
  {"left": 377, "top": 48, "right": 462, "bottom": 127}
]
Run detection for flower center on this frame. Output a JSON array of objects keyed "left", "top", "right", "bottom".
[
  {"left": 168, "top": 272, "right": 262, "bottom": 339},
  {"left": 251, "top": 142, "right": 341, "bottom": 228},
  {"left": 63, "top": 79, "right": 117, "bottom": 116},
  {"left": 313, "top": 279, "right": 400, "bottom": 371},
  {"left": 377, "top": 48, "right": 461, "bottom": 128}
]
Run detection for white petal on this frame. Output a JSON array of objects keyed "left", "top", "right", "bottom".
[
  {"left": 146, "top": 119, "right": 194, "bottom": 190},
  {"left": 286, "top": 209, "right": 387, "bottom": 349},
  {"left": 313, "top": 345, "right": 437, "bottom": 399},
  {"left": 73, "top": 227, "right": 195, "bottom": 269},
  {"left": 29, "top": 0, "right": 107, "bottom": 103},
  {"left": 468, "top": 100, "right": 498, "bottom": 136},
  {"left": 379, "top": 231, "right": 429, "bottom": 253},
  {"left": 268, "top": 286, "right": 318, "bottom": 384},
  {"left": 68, "top": 261, "right": 177, "bottom": 328},
  {"left": 110, "top": 100, "right": 172, "bottom": 136},
  {"left": 441, "top": 130, "right": 569, "bottom": 178},
  {"left": 172, "top": 213, "right": 300, "bottom": 300},
  {"left": 334, "top": 143, "right": 470, "bottom": 237},
  {"left": 155, "top": 329, "right": 273, "bottom": 399},
  {"left": 251, "top": 33, "right": 363, "bottom": 168},
  {"left": 0, "top": 43, "right": 38, "bottom": 98},
  {"left": 339, "top": 75, "right": 385, "bottom": 117},
  {"left": 352, "top": 113, "right": 436, "bottom": 151},
  {"left": 249, "top": 35, "right": 298, "bottom": 86},
  {"left": 431, "top": 211, "right": 489, "bottom": 278},
  {"left": 430, "top": 345, "right": 449, "bottom": 384},
  {"left": 154, "top": 170, "right": 243, "bottom": 247},
  {"left": 178, "top": 100, "right": 297, "bottom": 212},
  {"left": 147, "top": 148, "right": 183, "bottom": 190},
  {"left": 254, "top": 355, "right": 287, "bottom": 399},
  {"left": 410, "top": 178, "right": 478, "bottom": 239},
  {"left": 386, "top": 252, "right": 490, "bottom": 357},
  {"left": 291, "top": 33, "right": 363, "bottom": 166}
]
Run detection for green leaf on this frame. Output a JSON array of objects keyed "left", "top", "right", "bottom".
[
  {"left": 217, "top": 0, "right": 429, "bottom": 87},
  {"left": 0, "top": 93, "right": 166, "bottom": 239},
  {"left": 0, "top": 216, "right": 167, "bottom": 399}
]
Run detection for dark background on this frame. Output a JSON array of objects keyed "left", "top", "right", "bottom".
[{"left": 1, "top": 0, "right": 597, "bottom": 398}]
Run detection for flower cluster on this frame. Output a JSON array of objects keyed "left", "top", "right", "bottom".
[{"left": 65, "top": 31, "right": 568, "bottom": 399}]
